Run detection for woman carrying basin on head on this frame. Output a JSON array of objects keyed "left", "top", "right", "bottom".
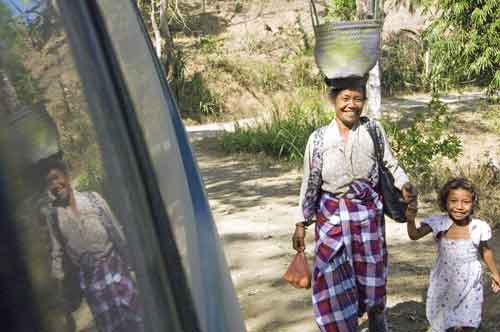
[{"left": 292, "top": 76, "right": 416, "bottom": 332}]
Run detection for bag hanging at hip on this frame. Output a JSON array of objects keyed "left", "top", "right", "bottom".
[
  {"left": 283, "top": 252, "right": 311, "bottom": 289},
  {"left": 364, "top": 119, "right": 407, "bottom": 223}
]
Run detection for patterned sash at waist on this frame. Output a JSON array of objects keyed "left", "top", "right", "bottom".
[{"left": 315, "top": 180, "right": 384, "bottom": 273}]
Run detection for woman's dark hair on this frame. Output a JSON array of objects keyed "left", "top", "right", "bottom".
[
  {"left": 39, "top": 157, "right": 69, "bottom": 177},
  {"left": 438, "top": 177, "right": 478, "bottom": 212},
  {"left": 324, "top": 76, "right": 368, "bottom": 100},
  {"left": 329, "top": 87, "right": 366, "bottom": 100}
]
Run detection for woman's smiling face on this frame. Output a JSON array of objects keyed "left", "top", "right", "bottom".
[
  {"left": 332, "top": 88, "right": 365, "bottom": 128},
  {"left": 46, "top": 168, "right": 71, "bottom": 205}
]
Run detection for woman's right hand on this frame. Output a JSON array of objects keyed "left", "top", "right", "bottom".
[
  {"left": 492, "top": 274, "right": 500, "bottom": 293},
  {"left": 292, "top": 224, "right": 306, "bottom": 252}
]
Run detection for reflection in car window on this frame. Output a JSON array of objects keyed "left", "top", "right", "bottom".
[
  {"left": 0, "top": 1, "right": 191, "bottom": 331},
  {"left": 92, "top": 1, "right": 246, "bottom": 332}
]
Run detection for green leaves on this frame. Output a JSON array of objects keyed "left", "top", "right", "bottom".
[
  {"left": 382, "top": 97, "right": 463, "bottom": 181},
  {"left": 423, "top": 0, "right": 500, "bottom": 93},
  {"left": 325, "top": 0, "right": 357, "bottom": 21}
]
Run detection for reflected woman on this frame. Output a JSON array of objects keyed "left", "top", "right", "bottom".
[{"left": 42, "top": 159, "right": 143, "bottom": 332}]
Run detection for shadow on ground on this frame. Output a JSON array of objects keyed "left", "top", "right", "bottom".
[
  {"left": 191, "top": 137, "right": 300, "bottom": 214},
  {"left": 191, "top": 134, "right": 500, "bottom": 332}
]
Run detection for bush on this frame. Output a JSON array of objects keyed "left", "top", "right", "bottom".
[
  {"left": 382, "top": 97, "right": 463, "bottom": 184},
  {"left": 422, "top": 0, "right": 500, "bottom": 94},
  {"left": 381, "top": 30, "right": 426, "bottom": 96},
  {"left": 325, "top": 0, "right": 357, "bottom": 21}
]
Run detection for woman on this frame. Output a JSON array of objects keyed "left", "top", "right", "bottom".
[
  {"left": 292, "top": 77, "right": 416, "bottom": 332},
  {"left": 42, "top": 159, "right": 143, "bottom": 332}
]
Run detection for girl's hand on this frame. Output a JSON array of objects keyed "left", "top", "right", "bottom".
[{"left": 492, "top": 274, "right": 500, "bottom": 293}]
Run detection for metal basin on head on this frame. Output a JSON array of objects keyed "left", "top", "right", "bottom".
[
  {"left": 313, "top": 20, "right": 381, "bottom": 79},
  {"left": 5, "top": 105, "right": 60, "bottom": 173}
]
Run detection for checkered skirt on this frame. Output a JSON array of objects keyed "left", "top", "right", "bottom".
[
  {"left": 80, "top": 250, "right": 143, "bottom": 332},
  {"left": 313, "top": 180, "right": 387, "bottom": 332}
]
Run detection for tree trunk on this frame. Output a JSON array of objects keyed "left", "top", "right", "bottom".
[
  {"left": 159, "top": 0, "right": 175, "bottom": 77},
  {"left": 356, "top": 0, "right": 382, "bottom": 119},
  {"left": 356, "top": 0, "right": 374, "bottom": 18},
  {"left": 150, "top": 0, "right": 163, "bottom": 59}
]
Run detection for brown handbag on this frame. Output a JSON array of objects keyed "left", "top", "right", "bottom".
[{"left": 283, "top": 252, "right": 312, "bottom": 289}]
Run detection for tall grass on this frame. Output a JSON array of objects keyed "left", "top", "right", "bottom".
[{"left": 220, "top": 88, "right": 331, "bottom": 162}]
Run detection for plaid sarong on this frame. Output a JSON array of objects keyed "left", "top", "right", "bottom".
[
  {"left": 313, "top": 180, "right": 387, "bottom": 332},
  {"left": 80, "top": 250, "right": 143, "bottom": 332}
]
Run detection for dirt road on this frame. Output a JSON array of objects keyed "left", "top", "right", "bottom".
[{"left": 191, "top": 131, "right": 500, "bottom": 332}]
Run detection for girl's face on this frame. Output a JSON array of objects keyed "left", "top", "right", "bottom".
[{"left": 446, "top": 188, "right": 474, "bottom": 222}]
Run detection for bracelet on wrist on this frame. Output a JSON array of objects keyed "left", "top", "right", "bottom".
[
  {"left": 295, "top": 222, "right": 307, "bottom": 229},
  {"left": 296, "top": 219, "right": 315, "bottom": 229}
]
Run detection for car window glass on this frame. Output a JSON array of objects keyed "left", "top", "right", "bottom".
[
  {"left": 89, "top": 2, "right": 246, "bottom": 332},
  {"left": 0, "top": 1, "right": 190, "bottom": 331}
]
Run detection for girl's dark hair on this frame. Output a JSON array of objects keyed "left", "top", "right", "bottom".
[{"left": 438, "top": 177, "right": 478, "bottom": 212}]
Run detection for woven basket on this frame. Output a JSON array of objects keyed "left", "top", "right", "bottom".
[{"left": 310, "top": 1, "right": 381, "bottom": 79}]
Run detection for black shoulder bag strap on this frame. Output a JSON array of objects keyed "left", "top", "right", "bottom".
[
  {"left": 361, "top": 116, "right": 384, "bottom": 163},
  {"left": 363, "top": 118, "right": 407, "bottom": 222}
]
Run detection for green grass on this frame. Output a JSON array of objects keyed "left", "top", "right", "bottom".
[
  {"left": 220, "top": 87, "right": 331, "bottom": 163},
  {"left": 481, "top": 103, "right": 500, "bottom": 134}
]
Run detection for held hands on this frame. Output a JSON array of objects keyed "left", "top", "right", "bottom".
[
  {"left": 292, "top": 223, "right": 306, "bottom": 252},
  {"left": 401, "top": 182, "right": 418, "bottom": 204},
  {"left": 402, "top": 182, "right": 418, "bottom": 221}
]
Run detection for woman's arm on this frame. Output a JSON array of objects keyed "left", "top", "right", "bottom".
[
  {"left": 405, "top": 202, "right": 432, "bottom": 240},
  {"left": 298, "top": 134, "right": 314, "bottom": 221},
  {"left": 294, "top": 135, "right": 315, "bottom": 252},
  {"left": 480, "top": 242, "right": 500, "bottom": 293}
]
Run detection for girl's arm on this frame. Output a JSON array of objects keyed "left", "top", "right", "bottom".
[
  {"left": 480, "top": 242, "right": 500, "bottom": 293},
  {"left": 405, "top": 201, "right": 432, "bottom": 240}
]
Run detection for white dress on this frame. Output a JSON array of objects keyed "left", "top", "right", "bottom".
[{"left": 422, "top": 215, "right": 492, "bottom": 331}]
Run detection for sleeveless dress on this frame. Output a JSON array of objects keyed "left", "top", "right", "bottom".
[{"left": 422, "top": 215, "right": 492, "bottom": 331}]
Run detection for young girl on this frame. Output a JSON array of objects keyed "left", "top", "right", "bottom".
[{"left": 406, "top": 177, "right": 500, "bottom": 332}]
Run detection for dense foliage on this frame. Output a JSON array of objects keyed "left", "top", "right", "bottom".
[
  {"left": 325, "top": 0, "right": 357, "bottom": 21},
  {"left": 423, "top": 0, "right": 500, "bottom": 94},
  {"left": 382, "top": 97, "right": 462, "bottom": 180},
  {"left": 381, "top": 30, "right": 425, "bottom": 96},
  {"left": 0, "top": 3, "right": 42, "bottom": 106}
]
